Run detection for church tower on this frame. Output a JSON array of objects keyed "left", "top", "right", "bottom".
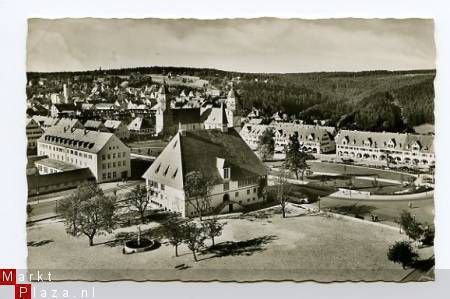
[
  {"left": 226, "top": 84, "right": 237, "bottom": 113},
  {"left": 224, "top": 83, "right": 237, "bottom": 128},
  {"left": 155, "top": 81, "right": 172, "bottom": 135}
]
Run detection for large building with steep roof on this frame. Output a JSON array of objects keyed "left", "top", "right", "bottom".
[
  {"left": 142, "top": 127, "right": 268, "bottom": 217},
  {"left": 240, "top": 122, "right": 336, "bottom": 154},
  {"left": 335, "top": 130, "right": 435, "bottom": 169},
  {"left": 37, "top": 129, "right": 131, "bottom": 182}
]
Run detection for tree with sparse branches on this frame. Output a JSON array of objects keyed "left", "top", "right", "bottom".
[
  {"left": 276, "top": 165, "right": 292, "bottom": 218},
  {"left": 184, "top": 170, "right": 215, "bottom": 221},
  {"left": 257, "top": 128, "right": 275, "bottom": 161},
  {"left": 387, "top": 240, "right": 418, "bottom": 269},
  {"left": 125, "top": 184, "right": 150, "bottom": 223},
  {"left": 161, "top": 213, "right": 186, "bottom": 257},
  {"left": 202, "top": 217, "right": 224, "bottom": 247},
  {"left": 183, "top": 221, "right": 207, "bottom": 262}
]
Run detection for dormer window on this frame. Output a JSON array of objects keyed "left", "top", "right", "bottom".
[
  {"left": 216, "top": 157, "right": 230, "bottom": 180},
  {"left": 224, "top": 168, "right": 230, "bottom": 179},
  {"left": 412, "top": 141, "right": 421, "bottom": 151}
]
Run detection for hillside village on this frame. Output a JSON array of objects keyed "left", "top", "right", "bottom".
[{"left": 26, "top": 69, "right": 435, "bottom": 281}]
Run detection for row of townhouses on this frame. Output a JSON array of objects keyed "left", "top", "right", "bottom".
[
  {"left": 335, "top": 130, "right": 435, "bottom": 168},
  {"left": 240, "top": 123, "right": 336, "bottom": 154},
  {"left": 240, "top": 123, "right": 435, "bottom": 168}
]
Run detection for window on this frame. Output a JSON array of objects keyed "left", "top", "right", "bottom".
[
  {"left": 113, "top": 172, "right": 116, "bottom": 178},
  {"left": 253, "top": 188, "right": 257, "bottom": 193},
  {"left": 160, "top": 184, "right": 165, "bottom": 191},
  {"left": 223, "top": 182, "right": 229, "bottom": 191},
  {"left": 123, "top": 160, "right": 126, "bottom": 166},
  {"left": 118, "top": 161, "right": 121, "bottom": 167},
  {"left": 235, "top": 191, "right": 239, "bottom": 197},
  {"left": 247, "top": 189, "right": 250, "bottom": 195},
  {"left": 102, "top": 154, "right": 105, "bottom": 160},
  {"left": 223, "top": 168, "right": 230, "bottom": 179},
  {"left": 107, "top": 154, "right": 111, "bottom": 159},
  {"left": 113, "top": 153, "right": 116, "bottom": 159}
]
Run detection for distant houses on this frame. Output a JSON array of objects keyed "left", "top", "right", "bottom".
[
  {"left": 50, "top": 103, "right": 77, "bottom": 118},
  {"left": 128, "top": 117, "right": 155, "bottom": 138},
  {"left": 84, "top": 120, "right": 108, "bottom": 132},
  {"left": 104, "top": 120, "right": 130, "bottom": 140},
  {"left": 142, "top": 127, "right": 268, "bottom": 217}
]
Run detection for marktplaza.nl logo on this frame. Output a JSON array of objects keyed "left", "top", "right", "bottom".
[{"left": 1, "top": 269, "right": 95, "bottom": 299}]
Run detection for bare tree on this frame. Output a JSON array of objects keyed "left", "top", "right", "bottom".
[
  {"left": 184, "top": 170, "right": 215, "bottom": 221},
  {"left": 202, "top": 217, "right": 225, "bottom": 247},
  {"left": 275, "top": 165, "right": 291, "bottom": 218},
  {"left": 161, "top": 213, "right": 186, "bottom": 257},
  {"left": 183, "top": 221, "right": 207, "bottom": 262},
  {"left": 125, "top": 184, "right": 150, "bottom": 223}
]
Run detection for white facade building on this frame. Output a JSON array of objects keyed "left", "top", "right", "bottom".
[
  {"left": 37, "top": 129, "right": 131, "bottom": 182},
  {"left": 142, "top": 127, "right": 268, "bottom": 218},
  {"left": 335, "top": 130, "right": 435, "bottom": 169}
]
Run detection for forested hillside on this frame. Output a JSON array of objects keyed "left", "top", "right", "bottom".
[
  {"left": 234, "top": 70, "right": 435, "bottom": 132},
  {"left": 28, "top": 67, "right": 435, "bottom": 132}
]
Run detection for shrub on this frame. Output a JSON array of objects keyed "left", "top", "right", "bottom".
[{"left": 387, "top": 241, "right": 418, "bottom": 269}]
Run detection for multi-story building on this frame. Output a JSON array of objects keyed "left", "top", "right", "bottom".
[
  {"left": 142, "top": 126, "right": 268, "bottom": 218},
  {"left": 50, "top": 103, "right": 77, "bottom": 118},
  {"left": 50, "top": 118, "right": 84, "bottom": 133},
  {"left": 104, "top": 120, "right": 130, "bottom": 140},
  {"left": 36, "top": 129, "right": 131, "bottom": 182},
  {"left": 26, "top": 118, "right": 44, "bottom": 151},
  {"left": 84, "top": 120, "right": 108, "bottom": 132},
  {"left": 32, "top": 115, "right": 59, "bottom": 130},
  {"left": 335, "top": 130, "right": 435, "bottom": 169},
  {"left": 240, "top": 122, "right": 336, "bottom": 154}
]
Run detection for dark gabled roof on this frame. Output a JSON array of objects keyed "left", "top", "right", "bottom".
[
  {"left": 27, "top": 168, "right": 95, "bottom": 189},
  {"left": 335, "top": 130, "right": 434, "bottom": 153},
  {"left": 172, "top": 108, "right": 201, "bottom": 124},
  {"left": 143, "top": 128, "right": 267, "bottom": 190},
  {"left": 38, "top": 129, "right": 115, "bottom": 153},
  {"left": 53, "top": 104, "right": 77, "bottom": 111}
]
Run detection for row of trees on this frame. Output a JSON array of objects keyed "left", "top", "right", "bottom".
[
  {"left": 58, "top": 168, "right": 219, "bottom": 247},
  {"left": 162, "top": 214, "right": 224, "bottom": 262}
]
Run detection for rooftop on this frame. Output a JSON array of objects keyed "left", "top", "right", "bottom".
[{"left": 143, "top": 128, "right": 267, "bottom": 190}]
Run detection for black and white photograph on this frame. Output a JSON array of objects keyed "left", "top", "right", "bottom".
[{"left": 23, "top": 17, "right": 437, "bottom": 283}]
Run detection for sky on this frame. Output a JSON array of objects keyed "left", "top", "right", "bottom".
[{"left": 27, "top": 18, "right": 436, "bottom": 73}]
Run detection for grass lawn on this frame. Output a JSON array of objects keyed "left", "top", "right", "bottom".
[
  {"left": 315, "top": 197, "right": 434, "bottom": 227},
  {"left": 27, "top": 205, "right": 432, "bottom": 282}
]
